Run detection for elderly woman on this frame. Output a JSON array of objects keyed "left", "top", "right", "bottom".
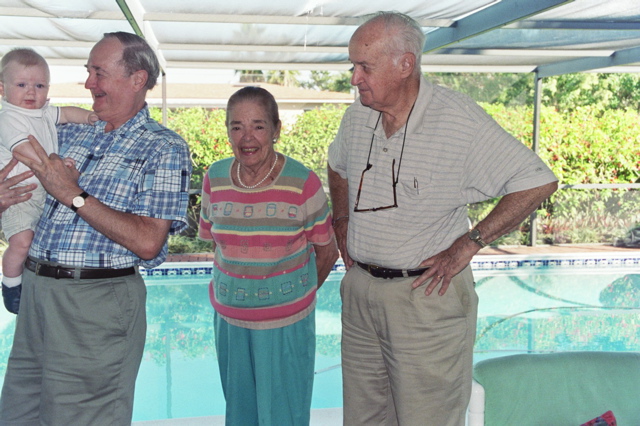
[{"left": 198, "top": 86, "right": 339, "bottom": 425}]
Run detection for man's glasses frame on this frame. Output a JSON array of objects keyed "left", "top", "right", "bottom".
[{"left": 353, "top": 159, "right": 398, "bottom": 212}]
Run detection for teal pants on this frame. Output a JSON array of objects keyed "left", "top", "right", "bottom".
[{"left": 214, "top": 311, "right": 315, "bottom": 426}]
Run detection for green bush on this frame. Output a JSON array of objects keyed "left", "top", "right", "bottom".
[
  {"left": 480, "top": 103, "right": 640, "bottom": 185},
  {"left": 279, "top": 105, "right": 347, "bottom": 187},
  {"left": 150, "top": 107, "right": 231, "bottom": 189},
  {"left": 471, "top": 104, "right": 640, "bottom": 245},
  {"left": 167, "top": 235, "right": 211, "bottom": 254}
]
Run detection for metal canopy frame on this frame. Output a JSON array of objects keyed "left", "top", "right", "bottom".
[{"left": 0, "top": 0, "right": 638, "bottom": 76}]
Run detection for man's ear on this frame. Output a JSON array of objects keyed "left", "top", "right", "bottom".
[
  {"left": 399, "top": 52, "right": 416, "bottom": 78},
  {"left": 0, "top": 81, "right": 4, "bottom": 97},
  {"left": 132, "top": 70, "right": 148, "bottom": 92}
]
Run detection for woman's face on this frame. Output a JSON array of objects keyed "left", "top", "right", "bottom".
[{"left": 227, "top": 100, "right": 281, "bottom": 170}]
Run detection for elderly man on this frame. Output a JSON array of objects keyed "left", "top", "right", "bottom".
[
  {"left": 0, "top": 32, "right": 192, "bottom": 424},
  {"left": 328, "top": 12, "right": 558, "bottom": 426}
]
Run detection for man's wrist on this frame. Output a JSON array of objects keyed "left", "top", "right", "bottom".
[
  {"left": 468, "top": 228, "right": 487, "bottom": 248},
  {"left": 70, "top": 191, "right": 90, "bottom": 212}
]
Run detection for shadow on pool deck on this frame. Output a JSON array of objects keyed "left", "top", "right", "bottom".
[{"left": 132, "top": 408, "right": 343, "bottom": 425}]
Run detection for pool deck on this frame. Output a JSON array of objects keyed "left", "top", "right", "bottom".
[{"left": 475, "top": 243, "right": 639, "bottom": 256}]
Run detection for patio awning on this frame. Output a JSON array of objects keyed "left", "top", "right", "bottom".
[{"left": 1, "top": 0, "right": 639, "bottom": 77}]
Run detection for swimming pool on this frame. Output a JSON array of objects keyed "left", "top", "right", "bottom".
[{"left": 0, "top": 251, "right": 638, "bottom": 421}]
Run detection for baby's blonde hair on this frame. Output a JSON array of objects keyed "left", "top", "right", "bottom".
[{"left": 0, "top": 48, "right": 50, "bottom": 82}]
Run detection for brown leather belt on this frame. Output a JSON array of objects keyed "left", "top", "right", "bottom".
[
  {"left": 25, "top": 257, "right": 135, "bottom": 280},
  {"left": 357, "top": 262, "right": 429, "bottom": 279}
]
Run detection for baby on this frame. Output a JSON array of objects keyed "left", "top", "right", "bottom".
[{"left": 0, "top": 48, "right": 98, "bottom": 314}]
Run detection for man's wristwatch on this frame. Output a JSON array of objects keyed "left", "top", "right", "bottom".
[
  {"left": 468, "top": 228, "right": 487, "bottom": 248},
  {"left": 71, "top": 191, "right": 90, "bottom": 212}
]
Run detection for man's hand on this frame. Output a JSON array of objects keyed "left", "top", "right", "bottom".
[
  {"left": 410, "top": 182, "right": 558, "bottom": 296},
  {"left": 0, "top": 158, "right": 36, "bottom": 215},
  {"left": 411, "top": 234, "right": 479, "bottom": 296},
  {"left": 12, "top": 135, "right": 81, "bottom": 208}
]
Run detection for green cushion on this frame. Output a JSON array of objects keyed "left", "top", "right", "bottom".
[{"left": 473, "top": 352, "right": 640, "bottom": 425}]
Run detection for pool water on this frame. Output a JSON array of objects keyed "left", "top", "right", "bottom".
[
  {"left": 472, "top": 266, "right": 640, "bottom": 362},
  {"left": 0, "top": 255, "right": 637, "bottom": 421},
  {"left": 132, "top": 259, "right": 640, "bottom": 421}
]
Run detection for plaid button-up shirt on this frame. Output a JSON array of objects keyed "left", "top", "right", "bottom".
[{"left": 30, "top": 106, "right": 192, "bottom": 269}]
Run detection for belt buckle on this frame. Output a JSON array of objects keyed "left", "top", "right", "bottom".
[
  {"left": 369, "top": 265, "right": 385, "bottom": 278},
  {"left": 35, "top": 262, "right": 41, "bottom": 276}
]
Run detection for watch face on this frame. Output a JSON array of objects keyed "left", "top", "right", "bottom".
[
  {"left": 469, "top": 229, "right": 486, "bottom": 247},
  {"left": 73, "top": 196, "right": 85, "bottom": 208}
]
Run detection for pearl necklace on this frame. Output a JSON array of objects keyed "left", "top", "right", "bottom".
[{"left": 236, "top": 153, "right": 279, "bottom": 189}]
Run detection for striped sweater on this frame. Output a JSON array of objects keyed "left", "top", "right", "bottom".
[{"left": 198, "top": 155, "right": 334, "bottom": 329}]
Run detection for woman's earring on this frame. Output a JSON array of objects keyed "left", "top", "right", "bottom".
[{"left": 273, "top": 138, "right": 277, "bottom": 143}]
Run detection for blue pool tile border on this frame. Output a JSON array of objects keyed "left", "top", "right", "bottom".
[
  {"left": 141, "top": 252, "right": 640, "bottom": 277},
  {"left": 470, "top": 252, "right": 640, "bottom": 271}
]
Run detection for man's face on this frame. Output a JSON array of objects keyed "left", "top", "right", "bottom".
[
  {"left": 348, "top": 22, "right": 403, "bottom": 112},
  {"left": 84, "top": 37, "right": 139, "bottom": 129},
  {"left": 0, "top": 62, "right": 49, "bottom": 110}
]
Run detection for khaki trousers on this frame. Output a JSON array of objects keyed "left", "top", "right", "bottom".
[
  {"left": 0, "top": 266, "right": 146, "bottom": 426},
  {"left": 341, "top": 264, "right": 477, "bottom": 426}
]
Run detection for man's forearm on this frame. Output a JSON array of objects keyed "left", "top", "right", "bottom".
[
  {"left": 328, "top": 165, "right": 349, "bottom": 218},
  {"left": 315, "top": 239, "right": 339, "bottom": 287},
  {"left": 75, "top": 195, "right": 172, "bottom": 260},
  {"left": 475, "top": 181, "right": 558, "bottom": 244}
]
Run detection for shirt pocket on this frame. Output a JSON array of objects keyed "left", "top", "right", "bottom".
[{"left": 399, "top": 171, "right": 432, "bottom": 200}]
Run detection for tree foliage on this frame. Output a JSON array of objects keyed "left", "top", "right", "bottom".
[
  {"left": 279, "top": 104, "right": 347, "bottom": 186},
  {"left": 425, "top": 72, "right": 640, "bottom": 114},
  {"left": 301, "top": 70, "right": 353, "bottom": 93},
  {"left": 234, "top": 69, "right": 265, "bottom": 83},
  {"left": 149, "top": 107, "right": 231, "bottom": 188},
  {"left": 266, "top": 70, "right": 301, "bottom": 87}
]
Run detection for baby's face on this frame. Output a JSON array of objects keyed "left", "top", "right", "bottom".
[{"left": 0, "top": 62, "right": 50, "bottom": 109}]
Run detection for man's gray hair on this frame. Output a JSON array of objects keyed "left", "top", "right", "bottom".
[
  {"left": 362, "top": 11, "right": 426, "bottom": 72},
  {"left": 103, "top": 32, "right": 160, "bottom": 90}
]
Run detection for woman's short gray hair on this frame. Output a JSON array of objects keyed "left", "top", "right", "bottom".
[
  {"left": 103, "top": 32, "right": 160, "bottom": 90},
  {"left": 226, "top": 86, "right": 280, "bottom": 128}
]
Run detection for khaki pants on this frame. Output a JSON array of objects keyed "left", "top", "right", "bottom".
[
  {"left": 0, "top": 266, "right": 146, "bottom": 426},
  {"left": 341, "top": 264, "right": 478, "bottom": 426}
]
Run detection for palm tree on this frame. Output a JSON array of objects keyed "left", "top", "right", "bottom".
[
  {"left": 235, "top": 69, "right": 265, "bottom": 83},
  {"left": 266, "top": 70, "right": 301, "bottom": 87}
]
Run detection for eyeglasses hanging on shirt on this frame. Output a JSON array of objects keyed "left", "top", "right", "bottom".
[{"left": 353, "top": 102, "right": 415, "bottom": 213}]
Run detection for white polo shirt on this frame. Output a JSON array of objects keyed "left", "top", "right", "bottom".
[{"left": 328, "top": 75, "right": 558, "bottom": 269}]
